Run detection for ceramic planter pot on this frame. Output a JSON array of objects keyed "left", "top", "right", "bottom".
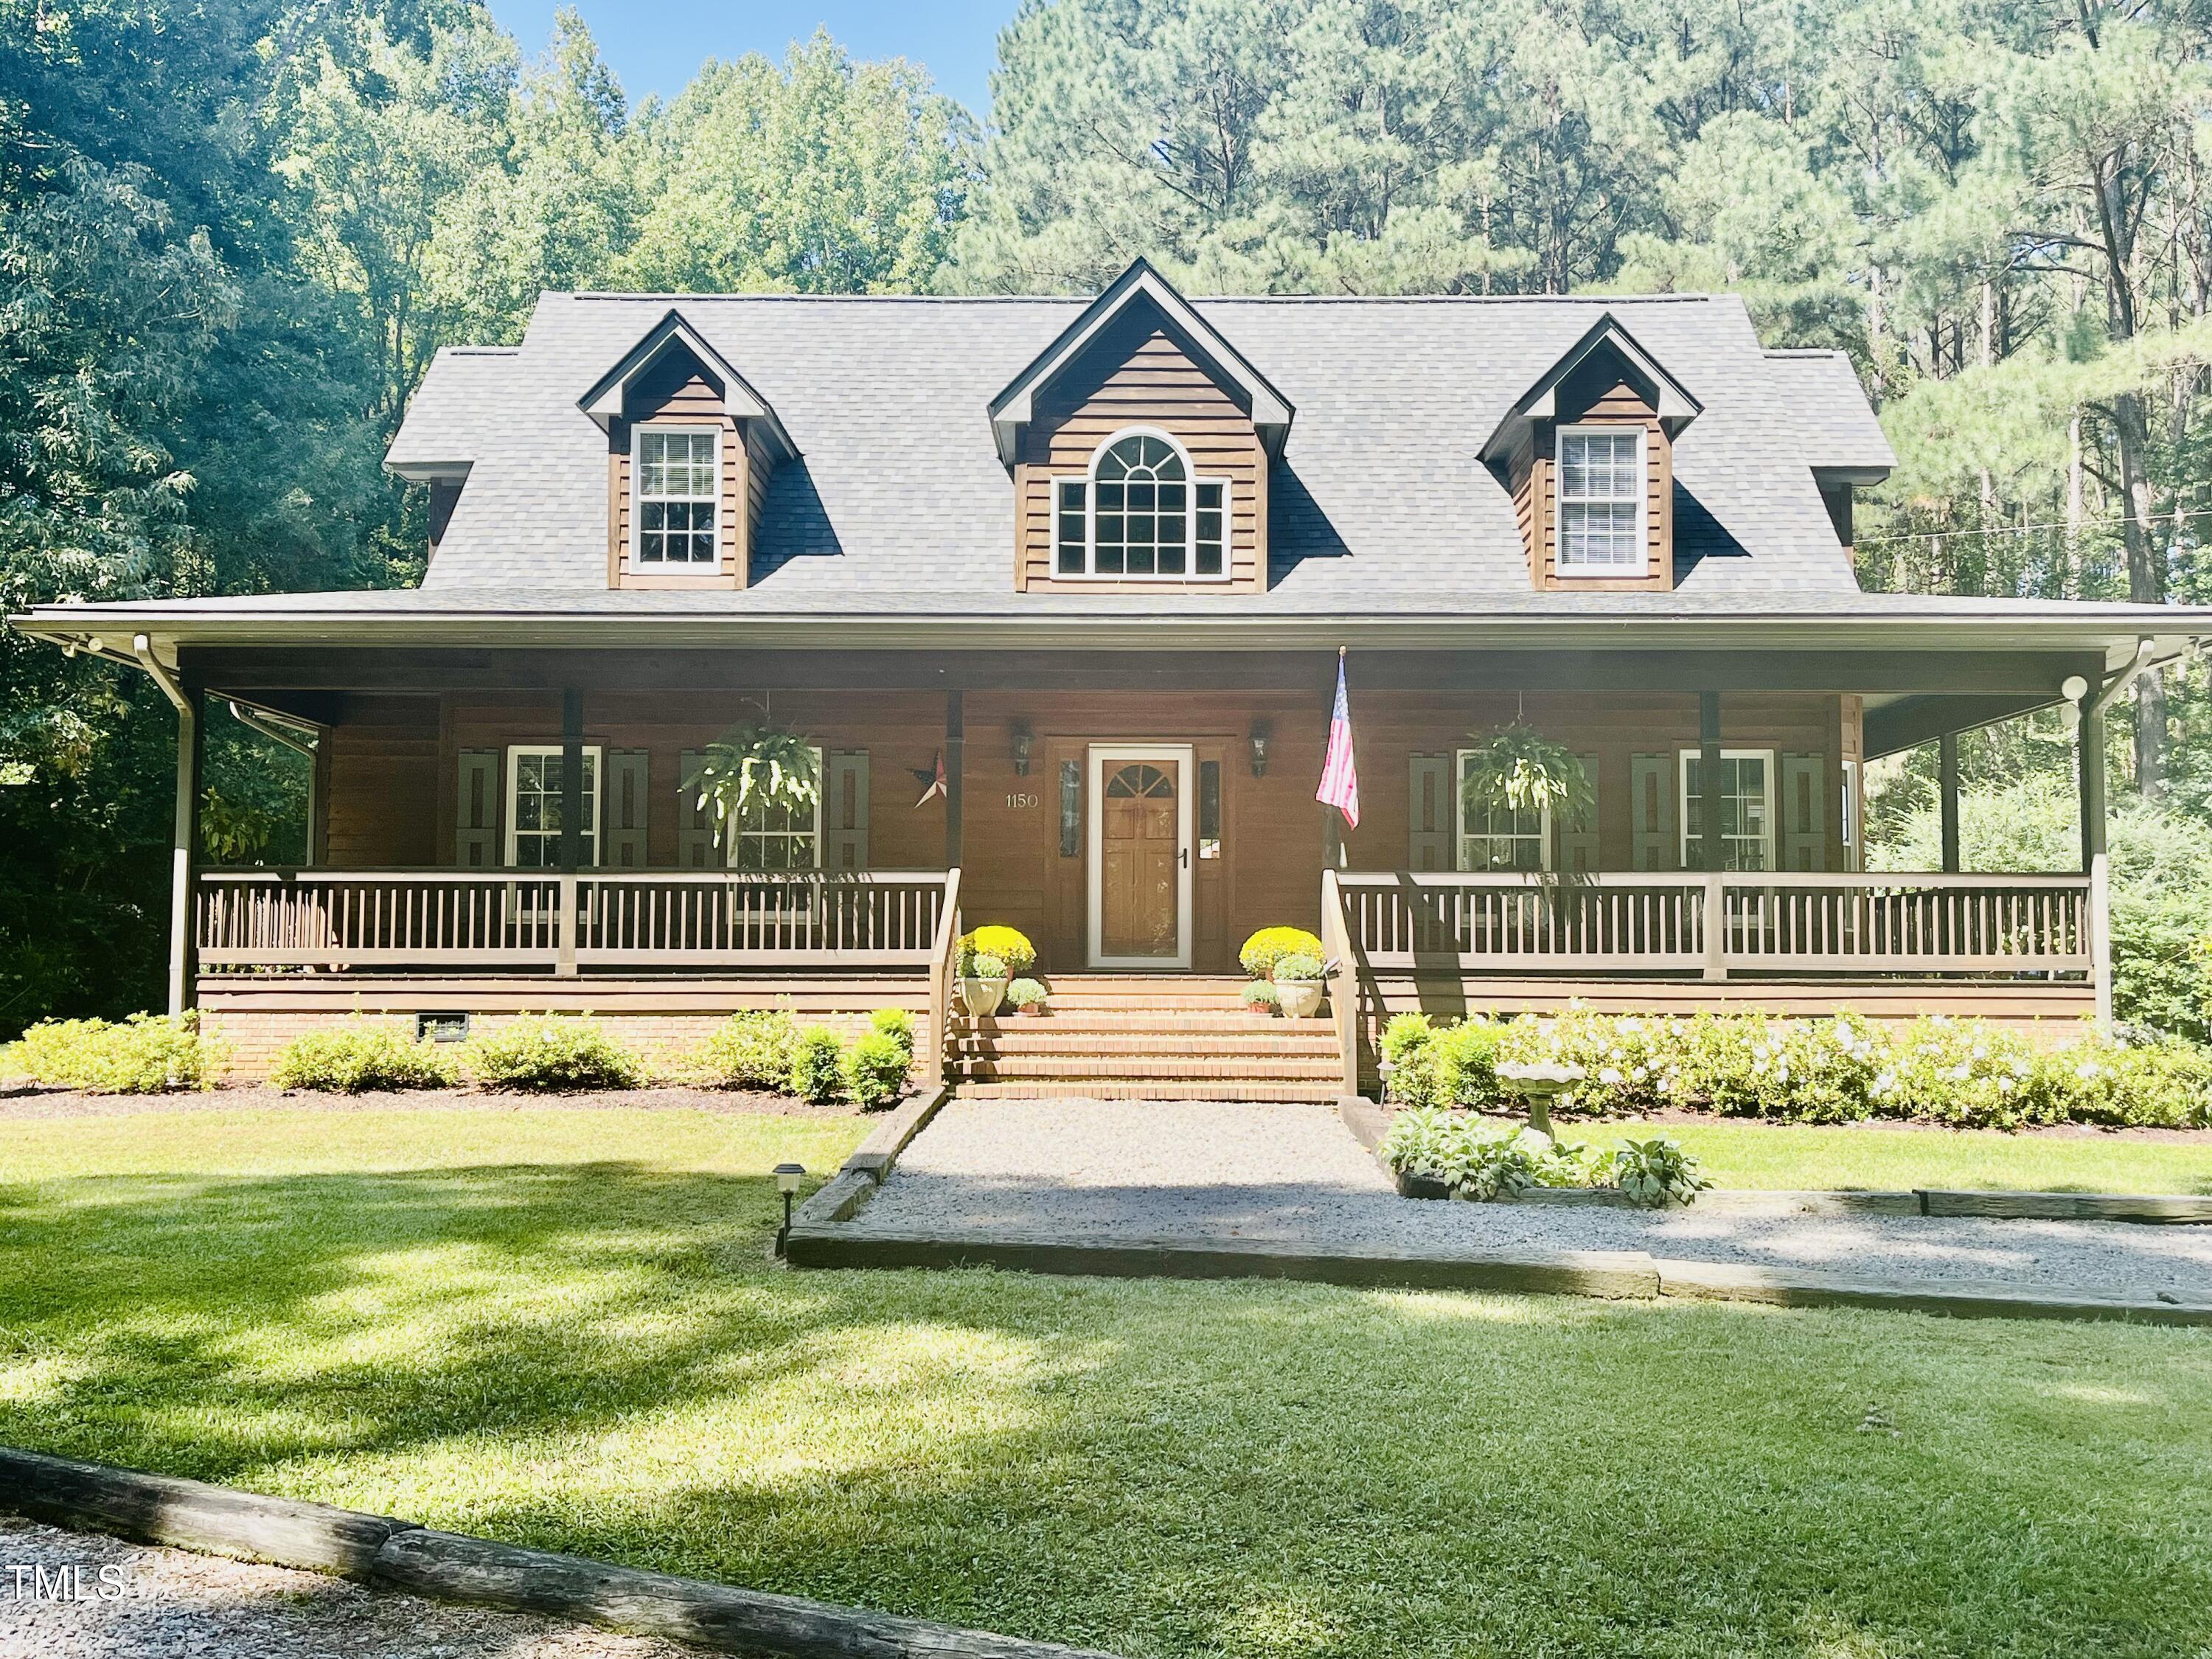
[
  {"left": 957, "top": 975, "right": 1009, "bottom": 1018},
  {"left": 1016, "top": 1003, "right": 1046, "bottom": 1018},
  {"left": 1275, "top": 979, "right": 1325, "bottom": 1020}
]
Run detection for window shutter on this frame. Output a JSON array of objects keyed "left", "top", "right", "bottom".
[
  {"left": 1630, "top": 754, "right": 1678, "bottom": 871},
  {"left": 456, "top": 750, "right": 501, "bottom": 868},
  {"left": 606, "top": 749, "right": 650, "bottom": 868},
  {"left": 823, "top": 750, "right": 869, "bottom": 871},
  {"left": 1780, "top": 752, "right": 1826, "bottom": 871},
  {"left": 1557, "top": 754, "right": 1601, "bottom": 873},
  {"left": 1408, "top": 754, "right": 1453, "bottom": 871},
  {"left": 677, "top": 750, "right": 717, "bottom": 869}
]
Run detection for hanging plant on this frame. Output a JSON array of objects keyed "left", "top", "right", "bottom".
[
  {"left": 1459, "top": 726, "right": 1593, "bottom": 827},
  {"left": 689, "top": 720, "right": 821, "bottom": 844}
]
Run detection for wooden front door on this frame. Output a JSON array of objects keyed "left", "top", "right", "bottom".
[{"left": 1088, "top": 745, "right": 1192, "bottom": 968}]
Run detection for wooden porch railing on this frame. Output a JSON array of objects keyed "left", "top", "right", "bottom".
[
  {"left": 195, "top": 869, "right": 956, "bottom": 973},
  {"left": 925, "top": 867, "right": 963, "bottom": 1088},
  {"left": 1332, "top": 871, "right": 2099, "bottom": 980}
]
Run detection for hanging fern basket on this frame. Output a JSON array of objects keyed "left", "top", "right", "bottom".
[
  {"left": 688, "top": 720, "right": 822, "bottom": 846},
  {"left": 1458, "top": 726, "right": 1593, "bottom": 827}
]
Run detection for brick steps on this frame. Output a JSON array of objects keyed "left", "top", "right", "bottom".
[
  {"left": 959, "top": 1080, "right": 1345, "bottom": 1103},
  {"left": 954, "top": 1032, "right": 1337, "bottom": 1058}
]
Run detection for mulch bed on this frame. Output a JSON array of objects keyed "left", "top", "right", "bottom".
[{"left": 0, "top": 1083, "right": 883, "bottom": 1122}]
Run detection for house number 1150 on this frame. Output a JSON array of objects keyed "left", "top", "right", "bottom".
[{"left": 1005, "top": 792, "right": 1040, "bottom": 809}]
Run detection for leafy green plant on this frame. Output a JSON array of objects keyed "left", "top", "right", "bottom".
[
  {"left": 1239, "top": 928, "right": 1325, "bottom": 978},
  {"left": 462, "top": 1014, "right": 641, "bottom": 1092},
  {"left": 1006, "top": 978, "right": 1048, "bottom": 1009},
  {"left": 1380, "top": 1013, "right": 1439, "bottom": 1105},
  {"left": 1240, "top": 981, "right": 1279, "bottom": 1011},
  {"left": 5, "top": 1012, "right": 227, "bottom": 1094},
  {"left": 957, "top": 926, "right": 1036, "bottom": 975},
  {"left": 869, "top": 1006, "right": 916, "bottom": 1056},
  {"left": 1611, "top": 1134, "right": 1711, "bottom": 1206},
  {"left": 1458, "top": 726, "right": 1593, "bottom": 826},
  {"left": 687, "top": 721, "right": 821, "bottom": 847},
  {"left": 789, "top": 1025, "right": 846, "bottom": 1105},
  {"left": 967, "top": 953, "right": 1008, "bottom": 980},
  {"left": 1273, "top": 953, "right": 1325, "bottom": 981},
  {"left": 691, "top": 1009, "right": 801, "bottom": 1091},
  {"left": 269, "top": 1019, "right": 458, "bottom": 1092},
  {"left": 840, "top": 1029, "right": 910, "bottom": 1109},
  {"left": 1380, "top": 1107, "right": 1603, "bottom": 1200}
]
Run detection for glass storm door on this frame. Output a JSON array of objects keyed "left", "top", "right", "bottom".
[{"left": 1088, "top": 745, "right": 1194, "bottom": 969}]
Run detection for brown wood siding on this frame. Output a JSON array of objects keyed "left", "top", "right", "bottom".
[
  {"left": 1018, "top": 302, "right": 1267, "bottom": 594},
  {"left": 608, "top": 354, "right": 747, "bottom": 590},
  {"left": 1527, "top": 372, "right": 1675, "bottom": 592},
  {"left": 322, "top": 695, "right": 439, "bottom": 866}
]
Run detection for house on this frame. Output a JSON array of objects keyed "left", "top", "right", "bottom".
[{"left": 13, "top": 260, "right": 2206, "bottom": 1096}]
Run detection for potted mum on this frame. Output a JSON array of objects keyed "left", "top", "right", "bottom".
[
  {"left": 1006, "top": 978, "right": 1048, "bottom": 1016},
  {"left": 1239, "top": 927, "right": 1329, "bottom": 1020},
  {"left": 956, "top": 926, "right": 1035, "bottom": 1020},
  {"left": 1272, "top": 952, "right": 1327, "bottom": 1020}
]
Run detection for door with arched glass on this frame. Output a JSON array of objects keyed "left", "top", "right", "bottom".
[{"left": 1087, "top": 745, "right": 1194, "bottom": 968}]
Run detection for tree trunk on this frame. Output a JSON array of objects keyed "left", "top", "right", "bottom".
[{"left": 2113, "top": 389, "right": 2165, "bottom": 796}]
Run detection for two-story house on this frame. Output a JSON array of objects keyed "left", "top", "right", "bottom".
[{"left": 15, "top": 260, "right": 2205, "bottom": 1095}]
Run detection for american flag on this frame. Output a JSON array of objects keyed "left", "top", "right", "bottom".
[{"left": 1316, "top": 648, "right": 1360, "bottom": 829}]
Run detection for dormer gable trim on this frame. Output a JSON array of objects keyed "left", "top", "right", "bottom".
[
  {"left": 579, "top": 307, "right": 798, "bottom": 462},
  {"left": 989, "top": 258, "right": 1294, "bottom": 467},
  {"left": 1479, "top": 313, "right": 1702, "bottom": 465}
]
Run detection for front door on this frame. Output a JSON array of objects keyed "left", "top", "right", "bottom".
[{"left": 1088, "top": 745, "right": 1193, "bottom": 969}]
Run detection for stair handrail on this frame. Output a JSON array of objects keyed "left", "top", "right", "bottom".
[
  {"left": 1319, "top": 867, "right": 1360, "bottom": 1097},
  {"left": 926, "top": 867, "right": 964, "bottom": 1086}
]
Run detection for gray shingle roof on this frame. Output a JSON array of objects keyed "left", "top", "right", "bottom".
[
  {"left": 1764, "top": 349, "right": 1895, "bottom": 475},
  {"left": 392, "top": 290, "right": 1877, "bottom": 608}
]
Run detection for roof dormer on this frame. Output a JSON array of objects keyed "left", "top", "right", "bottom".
[
  {"left": 1482, "top": 314, "right": 1702, "bottom": 593},
  {"left": 991, "top": 260, "right": 1293, "bottom": 594},
  {"left": 581, "top": 308, "right": 796, "bottom": 591}
]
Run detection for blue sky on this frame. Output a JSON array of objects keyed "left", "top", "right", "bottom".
[{"left": 486, "top": 1, "right": 1014, "bottom": 117}]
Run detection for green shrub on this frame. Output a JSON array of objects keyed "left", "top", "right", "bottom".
[
  {"left": 1431, "top": 1019, "right": 1505, "bottom": 1108},
  {"left": 1239, "top": 928, "right": 1324, "bottom": 978},
  {"left": 269, "top": 1019, "right": 457, "bottom": 1093},
  {"left": 1611, "top": 1134, "right": 1711, "bottom": 1206},
  {"left": 692, "top": 1009, "right": 800, "bottom": 1091},
  {"left": 789, "top": 1025, "right": 846, "bottom": 1105},
  {"left": 462, "top": 1014, "right": 642, "bottom": 1092},
  {"left": 841, "top": 1030, "right": 911, "bottom": 1109},
  {"left": 1274, "top": 953, "right": 1325, "bottom": 981},
  {"left": 7, "top": 1012, "right": 227, "bottom": 1093},
  {"left": 870, "top": 1006, "right": 915, "bottom": 1051},
  {"left": 1240, "top": 981, "right": 1279, "bottom": 1010},
  {"left": 957, "top": 926, "right": 1036, "bottom": 975},
  {"left": 1380, "top": 1107, "right": 1598, "bottom": 1200},
  {"left": 1005, "top": 978, "right": 1048, "bottom": 1009}
]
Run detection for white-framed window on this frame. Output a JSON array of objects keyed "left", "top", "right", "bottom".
[
  {"left": 726, "top": 747, "right": 824, "bottom": 872},
  {"left": 1556, "top": 424, "right": 1645, "bottom": 574},
  {"left": 1051, "top": 428, "right": 1228, "bottom": 580},
  {"left": 1678, "top": 748, "right": 1774, "bottom": 872},
  {"left": 506, "top": 745, "right": 602, "bottom": 868},
  {"left": 1456, "top": 750, "right": 1551, "bottom": 871},
  {"left": 1841, "top": 757, "right": 1861, "bottom": 871},
  {"left": 632, "top": 425, "right": 719, "bottom": 566}
]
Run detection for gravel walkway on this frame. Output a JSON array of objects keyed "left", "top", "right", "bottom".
[
  {"left": 850, "top": 1099, "right": 2212, "bottom": 1295},
  {"left": 0, "top": 1516, "right": 700, "bottom": 1658}
]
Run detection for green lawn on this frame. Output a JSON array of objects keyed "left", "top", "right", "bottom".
[
  {"left": 3, "top": 1106, "right": 2210, "bottom": 1658},
  {"left": 1597, "top": 1118, "right": 2212, "bottom": 1194}
]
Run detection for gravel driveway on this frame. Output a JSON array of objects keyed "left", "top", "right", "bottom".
[
  {"left": 0, "top": 1516, "right": 700, "bottom": 1658},
  {"left": 849, "top": 1099, "right": 2212, "bottom": 1295}
]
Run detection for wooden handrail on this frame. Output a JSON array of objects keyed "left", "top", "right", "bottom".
[
  {"left": 925, "top": 867, "right": 962, "bottom": 1087},
  {"left": 1318, "top": 868, "right": 1359, "bottom": 1096}
]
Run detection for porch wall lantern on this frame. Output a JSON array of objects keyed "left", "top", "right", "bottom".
[
  {"left": 1249, "top": 722, "right": 1272, "bottom": 777},
  {"left": 1009, "top": 720, "right": 1034, "bottom": 776}
]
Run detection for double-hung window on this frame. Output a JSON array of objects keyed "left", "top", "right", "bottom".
[
  {"left": 506, "top": 745, "right": 602, "bottom": 868},
  {"left": 1457, "top": 751, "right": 1550, "bottom": 871},
  {"left": 1556, "top": 425, "right": 1644, "bottom": 574},
  {"left": 726, "top": 747, "right": 824, "bottom": 872},
  {"left": 1053, "top": 430, "right": 1227, "bottom": 580},
  {"left": 633, "top": 426, "right": 719, "bottom": 566},
  {"left": 1679, "top": 748, "right": 1774, "bottom": 872}
]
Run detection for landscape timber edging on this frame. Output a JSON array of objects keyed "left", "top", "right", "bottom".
[
  {"left": 790, "top": 1084, "right": 953, "bottom": 1228},
  {"left": 0, "top": 1444, "right": 1121, "bottom": 1659},
  {"left": 785, "top": 1222, "right": 2212, "bottom": 1326}
]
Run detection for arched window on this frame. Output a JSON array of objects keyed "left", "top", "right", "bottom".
[{"left": 1052, "top": 430, "right": 1227, "bottom": 580}]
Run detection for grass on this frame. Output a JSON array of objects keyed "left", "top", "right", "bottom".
[
  {"left": 2, "top": 1105, "right": 2209, "bottom": 1658},
  {"left": 1585, "top": 1118, "right": 2212, "bottom": 1195}
]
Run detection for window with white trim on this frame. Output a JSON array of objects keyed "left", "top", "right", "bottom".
[
  {"left": 726, "top": 748, "right": 824, "bottom": 872},
  {"left": 506, "top": 745, "right": 602, "bottom": 868},
  {"left": 1457, "top": 751, "right": 1551, "bottom": 871},
  {"left": 633, "top": 426, "right": 719, "bottom": 565},
  {"left": 1051, "top": 430, "right": 1227, "bottom": 580},
  {"left": 1841, "top": 757, "right": 1861, "bottom": 871},
  {"left": 1556, "top": 425, "right": 1644, "bottom": 573},
  {"left": 1678, "top": 748, "right": 1774, "bottom": 871}
]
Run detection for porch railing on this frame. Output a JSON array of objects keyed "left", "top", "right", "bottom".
[
  {"left": 195, "top": 869, "right": 956, "bottom": 973},
  {"left": 1332, "top": 870, "right": 2099, "bottom": 980}
]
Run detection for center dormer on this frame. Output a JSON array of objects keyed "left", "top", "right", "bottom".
[{"left": 990, "top": 260, "right": 1293, "bottom": 594}]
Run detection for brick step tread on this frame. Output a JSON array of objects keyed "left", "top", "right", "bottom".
[
  {"left": 995, "top": 1001, "right": 1290, "bottom": 1016},
  {"left": 957, "top": 1014, "right": 1333, "bottom": 1032},
  {"left": 952, "top": 1034, "right": 1339, "bottom": 1057},
  {"left": 954, "top": 1057, "right": 1338, "bottom": 1081},
  {"left": 1029, "top": 976, "right": 1256, "bottom": 990},
  {"left": 961, "top": 1082, "right": 1343, "bottom": 1102}
]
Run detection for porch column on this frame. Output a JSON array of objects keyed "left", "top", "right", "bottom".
[
  {"left": 166, "top": 683, "right": 204, "bottom": 1017},
  {"left": 1697, "top": 691, "right": 1723, "bottom": 874},
  {"left": 1938, "top": 731, "right": 1961, "bottom": 873},
  {"left": 944, "top": 690, "right": 964, "bottom": 867},
  {"left": 2077, "top": 684, "right": 2107, "bottom": 872},
  {"left": 558, "top": 687, "right": 584, "bottom": 870}
]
